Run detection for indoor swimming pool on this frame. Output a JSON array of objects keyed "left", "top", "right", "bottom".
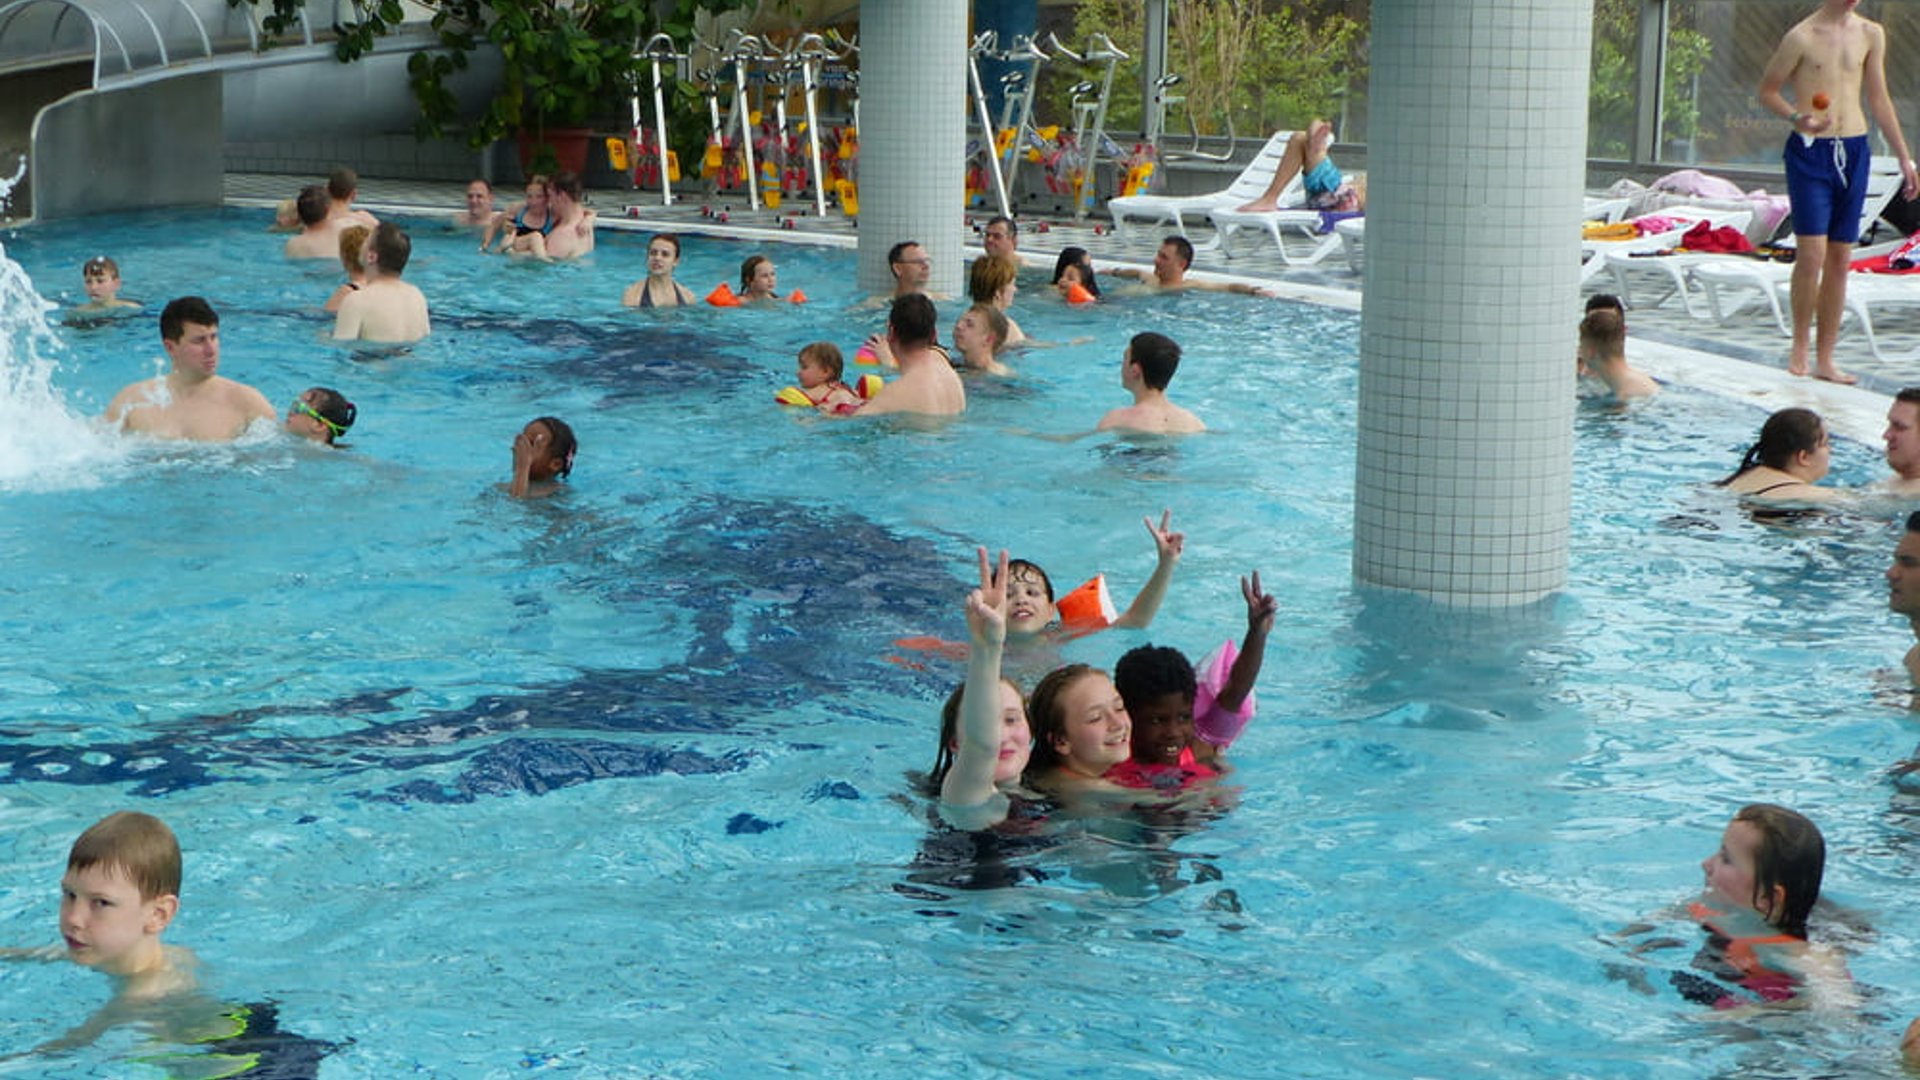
[{"left": 1, "top": 209, "right": 1918, "bottom": 1077}]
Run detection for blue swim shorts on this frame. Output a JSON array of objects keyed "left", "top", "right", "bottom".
[
  {"left": 1784, "top": 134, "right": 1871, "bottom": 242},
  {"left": 1303, "top": 157, "right": 1342, "bottom": 198}
]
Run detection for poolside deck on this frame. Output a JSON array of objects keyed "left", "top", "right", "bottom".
[{"left": 227, "top": 172, "right": 1913, "bottom": 447}]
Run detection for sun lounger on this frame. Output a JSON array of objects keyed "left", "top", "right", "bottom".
[
  {"left": 1579, "top": 205, "right": 1753, "bottom": 283},
  {"left": 1105, "top": 130, "right": 1297, "bottom": 243},
  {"left": 1336, "top": 196, "right": 1650, "bottom": 277},
  {"left": 1602, "top": 157, "right": 1905, "bottom": 320},
  {"left": 1204, "top": 204, "right": 1346, "bottom": 266}
]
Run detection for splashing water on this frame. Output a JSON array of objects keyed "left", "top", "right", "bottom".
[{"left": 0, "top": 156, "right": 123, "bottom": 491}]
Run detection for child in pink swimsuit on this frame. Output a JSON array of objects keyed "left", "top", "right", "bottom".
[{"left": 1107, "top": 572, "right": 1276, "bottom": 792}]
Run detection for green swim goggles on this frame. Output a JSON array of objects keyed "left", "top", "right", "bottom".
[{"left": 290, "top": 399, "right": 349, "bottom": 439}]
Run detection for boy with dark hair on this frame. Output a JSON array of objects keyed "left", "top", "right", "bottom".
[
  {"left": 103, "top": 297, "right": 276, "bottom": 441},
  {"left": 852, "top": 295, "right": 965, "bottom": 417},
  {"left": 1098, "top": 331, "right": 1205, "bottom": 433},
  {"left": 73, "top": 255, "right": 140, "bottom": 314},
  {"left": 1577, "top": 308, "right": 1657, "bottom": 400},
  {"left": 333, "top": 222, "right": 430, "bottom": 344}
]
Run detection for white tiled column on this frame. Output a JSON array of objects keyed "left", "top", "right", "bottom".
[
  {"left": 1353, "top": 0, "right": 1590, "bottom": 607},
  {"left": 859, "top": 2, "right": 969, "bottom": 297}
]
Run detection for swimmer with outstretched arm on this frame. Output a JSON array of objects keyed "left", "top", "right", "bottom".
[
  {"left": 1006, "top": 510, "right": 1185, "bottom": 641},
  {"left": 934, "top": 546, "right": 1039, "bottom": 831}
]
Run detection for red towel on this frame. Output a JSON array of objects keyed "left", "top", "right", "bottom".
[{"left": 1676, "top": 221, "right": 1753, "bottom": 254}]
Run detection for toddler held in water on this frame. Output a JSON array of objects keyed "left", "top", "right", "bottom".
[{"left": 790, "top": 342, "right": 863, "bottom": 413}]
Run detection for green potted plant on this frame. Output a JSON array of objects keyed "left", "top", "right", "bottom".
[{"left": 240, "top": 0, "right": 747, "bottom": 176}]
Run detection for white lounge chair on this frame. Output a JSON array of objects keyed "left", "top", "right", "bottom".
[
  {"left": 1337, "top": 195, "right": 1633, "bottom": 276},
  {"left": 1603, "top": 157, "right": 1905, "bottom": 320},
  {"left": 1579, "top": 205, "right": 1753, "bottom": 283},
  {"left": 1205, "top": 202, "right": 1346, "bottom": 266},
  {"left": 1105, "top": 130, "right": 1297, "bottom": 243}
]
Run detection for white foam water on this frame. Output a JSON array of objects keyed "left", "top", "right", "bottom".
[{"left": 0, "top": 156, "right": 125, "bottom": 491}]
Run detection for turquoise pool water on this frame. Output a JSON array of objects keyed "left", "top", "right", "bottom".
[{"left": 1, "top": 209, "right": 1918, "bottom": 1077}]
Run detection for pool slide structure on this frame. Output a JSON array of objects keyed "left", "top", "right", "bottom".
[{"left": 0, "top": 0, "right": 500, "bottom": 221}]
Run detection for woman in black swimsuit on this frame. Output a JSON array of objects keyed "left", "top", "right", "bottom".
[
  {"left": 481, "top": 175, "right": 554, "bottom": 254},
  {"left": 621, "top": 233, "right": 697, "bottom": 308},
  {"left": 1718, "top": 406, "right": 1837, "bottom": 503}
]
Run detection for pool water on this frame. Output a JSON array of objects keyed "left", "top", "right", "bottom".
[{"left": 1, "top": 209, "right": 1918, "bottom": 1077}]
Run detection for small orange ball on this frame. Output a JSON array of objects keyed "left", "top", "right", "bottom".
[{"left": 1811, "top": 92, "right": 1831, "bottom": 110}]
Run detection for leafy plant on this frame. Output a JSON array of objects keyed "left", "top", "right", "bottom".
[{"left": 229, "top": 0, "right": 747, "bottom": 150}]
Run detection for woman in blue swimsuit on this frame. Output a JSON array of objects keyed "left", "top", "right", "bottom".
[{"left": 481, "top": 176, "right": 554, "bottom": 254}]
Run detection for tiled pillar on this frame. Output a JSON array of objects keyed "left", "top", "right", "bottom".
[
  {"left": 860, "top": 1, "right": 968, "bottom": 297},
  {"left": 1353, "top": 0, "right": 1589, "bottom": 607}
]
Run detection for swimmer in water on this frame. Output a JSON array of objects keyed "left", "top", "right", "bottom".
[
  {"left": 952, "top": 304, "right": 1012, "bottom": 376},
  {"left": 508, "top": 416, "right": 577, "bottom": 498},
  {"left": 740, "top": 254, "right": 782, "bottom": 302},
  {"left": 1108, "top": 571, "right": 1276, "bottom": 792},
  {"left": 932, "top": 547, "right": 1040, "bottom": 831},
  {"left": 285, "top": 387, "right": 357, "bottom": 446},
  {"left": 1613, "top": 803, "right": 1852, "bottom": 1014},
  {"left": 0, "top": 813, "right": 194, "bottom": 1045},
  {"left": 968, "top": 253, "right": 1026, "bottom": 347},
  {"left": 323, "top": 225, "right": 370, "bottom": 314},
  {"left": 1717, "top": 407, "right": 1838, "bottom": 503},
  {"left": 622, "top": 234, "right": 697, "bottom": 308},
  {"left": 1051, "top": 246, "right": 1100, "bottom": 301},
  {"left": 790, "top": 342, "right": 863, "bottom": 413},
  {"left": 71, "top": 255, "right": 140, "bottom": 315},
  {"left": 101, "top": 297, "right": 276, "bottom": 442},
  {"left": 1005, "top": 510, "right": 1185, "bottom": 642}
]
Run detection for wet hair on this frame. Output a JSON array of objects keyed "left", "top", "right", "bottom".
[
  {"left": 928, "top": 676, "right": 1023, "bottom": 792},
  {"left": 799, "top": 341, "right": 844, "bottom": 381},
  {"left": 302, "top": 386, "right": 357, "bottom": 443},
  {"left": 1579, "top": 308, "right": 1625, "bottom": 360},
  {"left": 1023, "top": 664, "right": 1103, "bottom": 779},
  {"left": 327, "top": 166, "right": 358, "bottom": 201},
  {"left": 889, "top": 294, "right": 937, "bottom": 349},
  {"left": 1733, "top": 803, "right": 1824, "bottom": 938},
  {"left": 741, "top": 253, "right": 772, "bottom": 292},
  {"left": 534, "top": 416, "right": 577, "bottom": 479},
  {"left": 525, "top": 174, "right": 552, "bottom": 199},
  {"left": 1161, "top": 235, "right": 1195, "bottom": 270},
  {"left": 1128, "top": 331, "right": 1182, "bottom": 390},
  {"left": 1585, "top": 293, "right": 1625, "bottom": 316},
  {"left": 1006, "top": 558, "right": 1054, "bottom": 602},
  {"left": 369, "top": 222, "right": 411, "bottom": 274},
  {"left": 1113, "top": 644, "right": 1197, "bottom": 712},
  {"left": 1051, "top": 246, "right": 1100, "bottom": 298},
  {"left": 296, "top": 184, "right": 330, "bottom": 226},
  {"left": 68, "top": 811, "right": 180, "bottom": 901},
  {"left": 887, "top": 240, "right": 922, "bottom": 267},
  {"left": 82, "top": 255, "right": 120, "bottom": 279},
  {"left": 649, "top": 232, "right": 682, "bottom": 260},
  {"left": 963, "top": 304, "right": 1009, "bottom": 352},
  {"left": 160, "top": 296, "right": 219, "bottom": 341},
  {"left": 550, "top": 171, "right": 583, "bottom": 202},
  {"left": 337, "top": 224, "right": 371, "bottom": 275},
  {"left": 983, "top": 215, "right": 1018, "bottom": 241},
  {"left": 468, "top": 178, "right": 492, "bottom": 194},
  {"left": 968, "top": 253, "right": 1018, "bottom": 305},
  {"left": 1896, "top": 387, "right": 1920, "bottom": 410},
  {"left": 1719, "top": 407, "right": 1824, "bottom": 485}
]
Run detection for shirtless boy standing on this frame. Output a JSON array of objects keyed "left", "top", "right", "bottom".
[
  {"left": 102, "top": 297, "right": 275, "bottom": 441},
  {"left": 1098, "top": 332, "right": 1205, "bottom": 434},
  {"left": 1758, "top": 0, "right": 1919, "bottom": 384}
]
